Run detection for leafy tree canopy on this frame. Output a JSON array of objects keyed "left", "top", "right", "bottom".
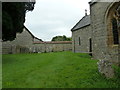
[
  {"left": 51, "top": 35, "right": 72, "bottom": 41},
  {"left": 2, "top": 2, "right": 35, "bottom": 41}
]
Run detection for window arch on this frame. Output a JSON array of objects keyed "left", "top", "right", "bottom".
[{"left": 106, "top": 2, "right": 120, "bottom": 46}]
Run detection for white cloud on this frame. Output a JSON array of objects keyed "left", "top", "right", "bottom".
[{"left": 24, "top": 0, "right": 90, "bottom": 41}]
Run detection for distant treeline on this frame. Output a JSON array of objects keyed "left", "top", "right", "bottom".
[{"left": 51, "top": 35, "right": 72, "bottom": 41}]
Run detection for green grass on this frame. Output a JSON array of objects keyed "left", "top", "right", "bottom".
[{"left": 2, "top": 51, "right": 120, "bottom": 88}]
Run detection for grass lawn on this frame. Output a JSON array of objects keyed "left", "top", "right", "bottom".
[{"left": 2, "top": 51, "right": 120, "bottom": 88}]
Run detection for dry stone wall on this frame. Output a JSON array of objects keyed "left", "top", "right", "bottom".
[
  {"left": 2, "top": 41, "right": 72, "bottom": 54},
  {"left": 2, "top": 27, "right": 72, "bottom": 54},
  {"left": 32, "top": 42, "right": 72, "bottom": 53}
]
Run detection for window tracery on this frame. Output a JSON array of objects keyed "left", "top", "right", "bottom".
[{"left": 107, "top": 4, "right": 120, "bottom": 45}]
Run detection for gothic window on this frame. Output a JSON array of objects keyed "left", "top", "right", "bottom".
[
  {"left": 107, "top": 3, "right": 120, "bottom": 46},
  {"left": 112, "top": 18, "right": 119, "bottom": 44}
]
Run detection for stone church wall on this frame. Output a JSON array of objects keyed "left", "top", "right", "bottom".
[
  {"left": 90, "top": 2, "right": 119, "bottom": 64},
  {"left": 12, "top": 28, "right": 34, "bottom": 46},
  {"left": 2, "top": 28, "right": 34, "bottom": 54},
  {"left": 90, "top": 2, "right": 120, "bottom": 77},
  {"left": 72, "top": 1, "right": 120, "bottom": 77},
  {"left": 72, "top": 25, "right": 91, "bottom": 53}
]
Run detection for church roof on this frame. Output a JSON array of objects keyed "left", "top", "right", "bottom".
[{"left": 71, "top": 15, "right": 90, "bottom": 31}]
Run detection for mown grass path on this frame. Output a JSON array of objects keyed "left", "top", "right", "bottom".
[{"left": 3, "top": 52, "right": 119, "bottom": 88}]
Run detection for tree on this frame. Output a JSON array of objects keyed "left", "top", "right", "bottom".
[
  {"left": 51, "top": 35, "right": 72, "bottom": 41},
  {"left": 2, "top": 2, "right": 35, "bottom": 41}
]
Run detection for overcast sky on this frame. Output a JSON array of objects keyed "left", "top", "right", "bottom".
[{"left": 24, "top": 0, "right": 90, "bottom": 41}]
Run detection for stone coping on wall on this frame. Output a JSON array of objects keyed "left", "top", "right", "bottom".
[{"left": 33, "top": 41, "right": 72, "bottom": 44}]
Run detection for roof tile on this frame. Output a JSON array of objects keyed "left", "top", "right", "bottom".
[{"left": 71, "top": 15, "right": 90, "bottom": 31}]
